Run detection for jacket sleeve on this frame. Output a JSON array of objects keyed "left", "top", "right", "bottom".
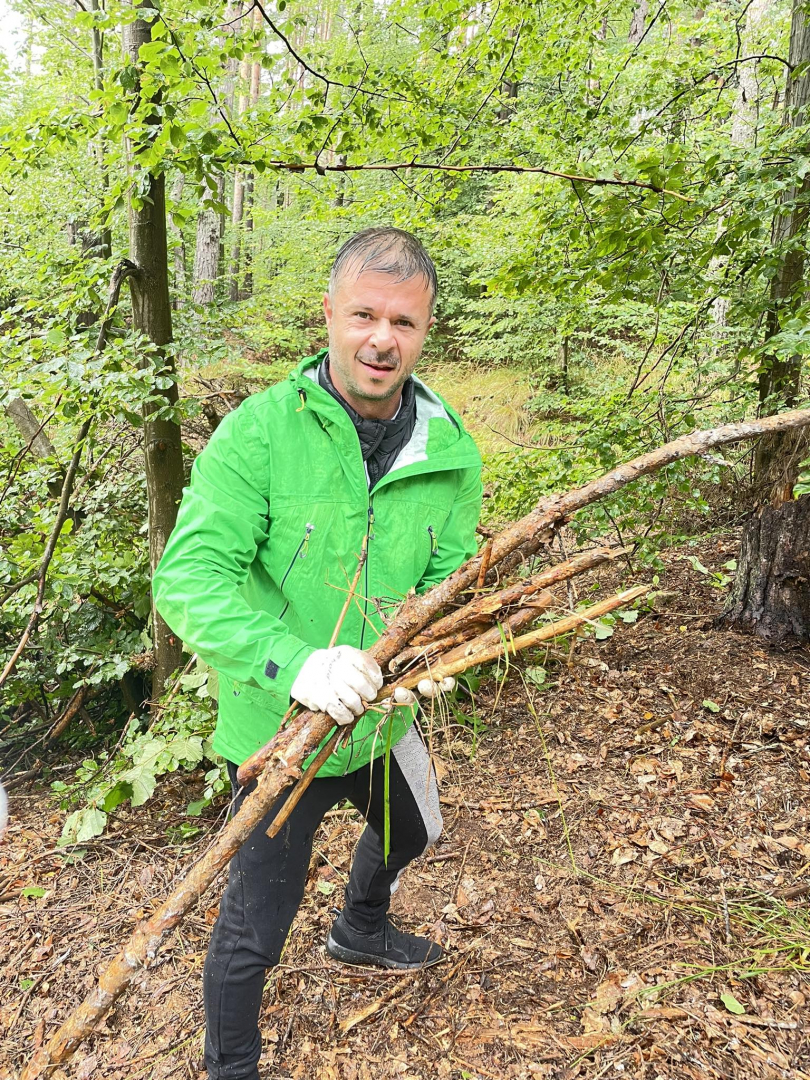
[
  {"left": 416, "top": 464, "right": 483, "bottom": 594},
  {"left": 152, "top": 400, "right": 315, "bottom": 706}
]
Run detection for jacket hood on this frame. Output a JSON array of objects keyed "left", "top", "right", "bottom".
[{"left": 289, "top": 350, "right": 480, "bottom": 483}]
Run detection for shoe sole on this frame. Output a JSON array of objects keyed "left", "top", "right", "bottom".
[{"left": 326, "top": 933, "right": 443, "bottom": 971}]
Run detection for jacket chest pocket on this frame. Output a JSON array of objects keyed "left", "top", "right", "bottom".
[{"left": 276, "top": 521, "right": 315, "bottom": 617}]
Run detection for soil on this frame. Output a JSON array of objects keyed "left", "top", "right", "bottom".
[{"left": 2, "top": 535, "right": 809, "bottom": 1080}]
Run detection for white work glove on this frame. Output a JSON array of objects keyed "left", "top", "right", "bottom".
[
  {"left": 417, "top": 675, "right": 456, "bottom": 698},
  {"left": 290, "top": 646, "right": 383, "bottom": 725},
  {"left": 384, "top": 677, "right": 456, "bottom": 707}
]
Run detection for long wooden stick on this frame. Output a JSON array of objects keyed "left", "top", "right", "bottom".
[
  {"left": 395, "top": 586, "right": 649, "bottom": 689},
  {"left": 390, "top": 594, "right": 554, "bottom": 674},
  {"left": 408, "top": 546, "right": 620, "bottom": 649},
  {"left": 20, "top": 407, "right": 810, "bottom": 1078},
  {"left": 263, "top": 543, "right": 369, "bottom": 837}
]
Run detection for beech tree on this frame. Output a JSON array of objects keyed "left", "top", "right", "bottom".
[{"left": 123, "top": 0, "right": 185, "bottom": 694}]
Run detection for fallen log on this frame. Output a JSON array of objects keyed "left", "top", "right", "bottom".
[{"left": 20, "top": 406, "right": 810, "bottom": 1078}]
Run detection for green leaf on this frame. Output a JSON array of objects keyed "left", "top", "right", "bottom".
[
  {"left": 316, "top": 879, "right": 336, "bottom": 895},
  {"left": 46, "top": 328, "right": 66, "bottom": 346},
  {"left": 21, "top": 886, "right": 46, "bottom": 898},
  {"left": 101, "top": 781, "right": 133, "bottom": 812},
  {"left": 525, "top": 665, "right": 547, "bottom": 687},
  {"left": 702, "top": 699, "right": 720, "bottom": 713},
  {"left": 59, "top": 806, "right": 108, "bottom": 845},
  {"left": 720, "top": 992, "right": 745, "bottom": 1015},
  {"left": 187, "top": 798, "right": 207, "bottom": 816},
  {"left": 619, "top": 609, "right": 639, "bottom": 624},
  {"left": 594, "top": 620, "right": 614, "bottom": 640}
]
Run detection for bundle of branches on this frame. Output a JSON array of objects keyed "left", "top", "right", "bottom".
[{"left": 20, "top": 406, "right": 810, "bottom": 1080}]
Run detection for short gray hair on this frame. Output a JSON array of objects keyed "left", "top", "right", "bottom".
[{"left": 329, "top": 227, "right": 438, "bottom": 313}]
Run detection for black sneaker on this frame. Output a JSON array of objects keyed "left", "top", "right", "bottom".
[{"left": 326, "top": 913, "right": 443, "bottom": 970}]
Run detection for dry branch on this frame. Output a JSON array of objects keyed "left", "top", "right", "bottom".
[
  {"left": 390, "top": 595, "right": 554, "bottom": 674},
  {"left": 20, "top": 405, "right": 810, "bottom": 1077},
  {"left": 408, "top": 546, "right": 621, "bottom": 650},
  {"left": 396, "top": 587, "right": 648, "bottom": 690}
]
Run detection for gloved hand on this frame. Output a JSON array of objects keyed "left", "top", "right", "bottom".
[
  {"left": 290, "top": 646, "right": 383, "bottom": 725},
  {"left": 384, "top": 676, "right": 456, "bottom": 707}
]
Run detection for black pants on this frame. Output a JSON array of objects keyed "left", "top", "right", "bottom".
[{"left": 203, "top": 723, "right": 442, "bottom": 1080}]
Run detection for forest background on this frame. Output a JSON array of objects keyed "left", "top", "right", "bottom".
[{"left": 1, "top": 0, "right": 809, "bottom": 843}]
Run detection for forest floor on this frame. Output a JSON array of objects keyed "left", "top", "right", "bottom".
[{"left": 2, "top": 534, "right": 810, "bottom": 1080}]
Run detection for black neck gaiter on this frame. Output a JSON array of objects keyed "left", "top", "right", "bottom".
[{"left": 318, "top": 359, "right": 417, "bottom": 489}]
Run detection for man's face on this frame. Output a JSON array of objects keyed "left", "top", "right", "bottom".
[{"left": 323, "top": 269, "right": 435, "bottom": 420}]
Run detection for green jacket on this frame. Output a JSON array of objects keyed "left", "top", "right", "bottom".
[{"left": 153, "top": 351, "right": 482, "bottom": 775}]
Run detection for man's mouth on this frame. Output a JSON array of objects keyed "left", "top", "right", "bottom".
[{"left": 358, "top": 356, "right": 397, "bottom": 373}]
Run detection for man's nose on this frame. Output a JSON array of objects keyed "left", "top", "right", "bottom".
[{"left": 368, "top": 319, "right": 395, "bottom": 352}]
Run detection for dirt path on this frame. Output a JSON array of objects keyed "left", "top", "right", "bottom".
[{"left": 2, "top": 538, "right": 809, "bottom": 1079}]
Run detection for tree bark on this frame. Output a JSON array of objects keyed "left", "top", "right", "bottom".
[
  {"left": 711, "top": 0, "right": 772, "bottom": 330},
  {"left": 124, "top": 2, "right": 185, "bottom": 698},
  {"left": 168, "top": 174, "right": 187, "bottom": 298},
  {"left": 726, "top": 0, "right": 810, "bottom": 638},
  {"left": 724, "top": 496, "right": 810, "bottom": 640},
  {"left": 229, "top": 6, "right": 262, "bottom": 301},
  {"left": 628, "top": 0, "right": 649, "bottom": 44},
  {"left": 192, "top": 175, "right": 221, "bottom": 305}
]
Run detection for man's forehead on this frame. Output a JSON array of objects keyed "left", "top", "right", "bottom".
[{"left": 333, "top": 269, "right": 432, "bottom": 310}]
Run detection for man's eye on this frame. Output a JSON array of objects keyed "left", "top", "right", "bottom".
[
  {"left": 354, "top": 312, "right": 371, "bottom": 319},
  {"left": 397, "top": 320, "right": 414, "bottom": 328}
]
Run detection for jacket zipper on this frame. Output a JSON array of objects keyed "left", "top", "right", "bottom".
[
  {"left": 278, "top": 522, "right": 314, "bottom": 619},
  {"left": 427, "top": 524, "right": 438, "bottom": 557},
  {"left": 359, "top": 503, "right": 374, "bottom": 650}
]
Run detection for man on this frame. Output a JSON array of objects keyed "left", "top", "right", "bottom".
[{"left": 153, "top": 228, "right": 482, "bottom": 1080}]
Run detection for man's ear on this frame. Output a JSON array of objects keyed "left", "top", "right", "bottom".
[
  {"left": 427, "top": 315, "right": 436, "bottom": 331},
  {"left": 323, "top": 292, "right": 333, "bottom": 327}
]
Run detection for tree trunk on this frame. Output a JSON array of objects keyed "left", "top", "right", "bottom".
[
  {"left": 168, "top": 174, "right": 187, "bottom": 299},
  {"left": 725, "top": 0, "right": 810, "bottom": 638},
  {"left": 724, "top": 497, "right": 810, "bottom": 640},
  {"left": 123, "top": 2, "right": 185, "bottom": 698},
  {"left": 628, "top": 0, "right": 648, "bottom": 44},
  {"left": 193, "top": 176, "right": 220, "bottom": 305},
  {"left": 90, "top": 0, "right": 112, "bottom": 261},
  {"left": 229, "top": 8, "right": 262, "bottom": 301},
  {"left": 711, "top": 0, "right": 772, "bottom": 330},
  {"left": 242, "top": 173, "right": 255, "bottom": 297}
]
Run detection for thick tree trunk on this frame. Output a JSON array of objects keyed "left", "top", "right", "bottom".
[
  {"left": 726, "top": 0, "right": 810, "bottom": 636},
  {"left": 192, "top": 176, "right": 220, "bottom": 305},
  {"left": 723, "top": 497, "right": 810, "bottom": 640},
  {"left": 124, "top": 3, "right": 185, "bottom": 698}
]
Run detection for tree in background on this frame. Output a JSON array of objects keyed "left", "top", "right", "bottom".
[
  {"left": 724, "top": 0, "right": 810, "bottom": 640},
  {"left": 123, "top": 0, "right": 185, "bottom": 695}
]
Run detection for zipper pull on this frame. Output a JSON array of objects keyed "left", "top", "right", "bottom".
[
  {"left": 300, "top": 523, "right": 314, "bottom": 558},
  {"left": 427, "top": 524, "right": 438, "bottom": 555},
  {"left": 367, "top": 505, "right": 375, "bottom": 540}
]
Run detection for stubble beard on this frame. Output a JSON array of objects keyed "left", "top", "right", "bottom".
[{"left": 337, "top": 348, "right": 410, "bottom": 403}]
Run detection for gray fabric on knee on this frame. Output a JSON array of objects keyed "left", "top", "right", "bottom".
[{"left": 391, "top": 722, "right": 443, "bottom": 853}]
